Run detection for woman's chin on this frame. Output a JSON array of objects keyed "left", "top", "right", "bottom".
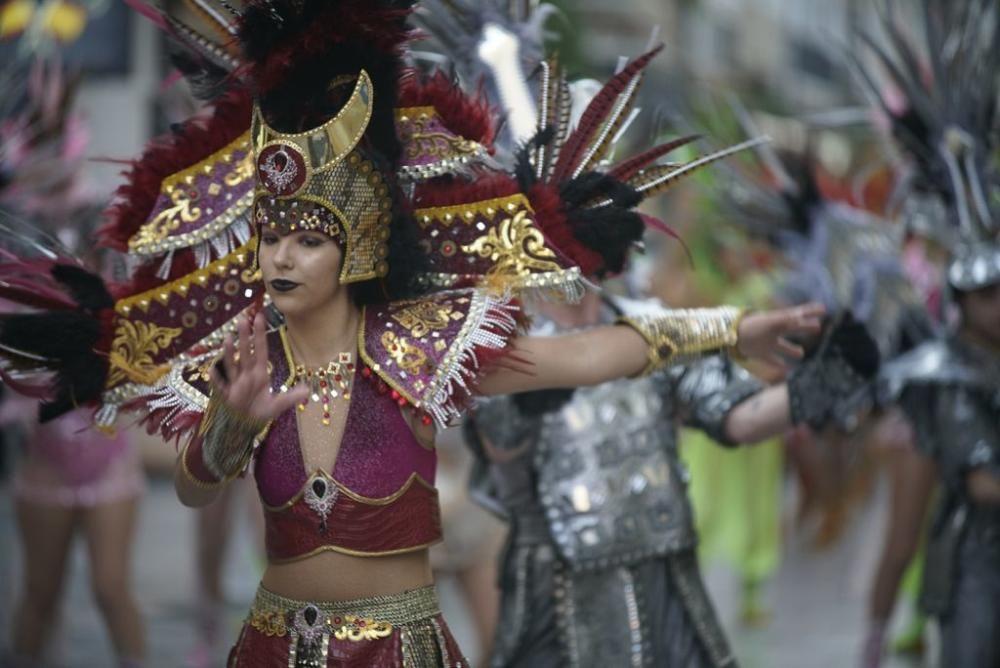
[{"left": 267, "top": 291, "right": 307, "bottom": 315}]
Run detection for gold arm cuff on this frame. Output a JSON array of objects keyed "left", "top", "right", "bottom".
[
  {"left": 617, "top": 306, "right": 744, "bottom": 375},
  {"left": 198, "top": 391, "right": 271, "bottom": 480}
]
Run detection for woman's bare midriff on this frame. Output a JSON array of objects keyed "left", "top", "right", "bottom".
[{"left": 261, "top": 547, "right": 434, "bottom": 602}]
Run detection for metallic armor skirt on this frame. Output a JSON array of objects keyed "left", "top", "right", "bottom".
[
  {"left": 939, "top": 531, "right": 1000, "bottom": 667},
  {"left": 491, "top": 543, "right": 735, "bottom": 668},
  {"left": 227, "top": 586, "right": 467, "bottom": 667}
]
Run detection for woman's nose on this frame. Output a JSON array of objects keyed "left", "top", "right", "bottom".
[{"left": 271, "top": 238, "right": 294, "bottom": 269}]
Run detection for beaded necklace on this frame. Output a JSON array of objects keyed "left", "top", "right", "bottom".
[{"left": 280, "top": 352, "right": 355, "bottom": 427}]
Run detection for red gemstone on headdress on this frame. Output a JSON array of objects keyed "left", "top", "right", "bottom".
[
  {"left": 421, "top": 414, "right": 433, "bottom": 426},
  {"left": 257, "top": 144, "right": 307, "bottom": 196},
  {"left": 320, "top": 381, "right": 327, "bottom": 388},
  {"left": 390, "top": 390, "right": 399, "bottom": 401},
  {"left": 362, "top": 367, "right": 372, "bottom": 378}
]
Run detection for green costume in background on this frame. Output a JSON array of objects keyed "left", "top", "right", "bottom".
[{"left": 680, "top": 272, "right": 783, "bottom": 625}]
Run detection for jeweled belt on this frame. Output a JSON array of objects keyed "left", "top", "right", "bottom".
[{"left": 248, "top": 585, "right": 440, "bottom": 645}]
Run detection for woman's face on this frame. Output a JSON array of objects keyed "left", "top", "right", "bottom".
[
  {"left": 259, "top": 228, "right": 344, "bottom": 317},
  {"left": 960, "top": 282, "right": 1000, "bottom": 349}
]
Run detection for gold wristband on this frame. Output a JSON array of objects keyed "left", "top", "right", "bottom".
[
  {"left": 617, "top": 306, "right": 743, "bottom": 375},
  {"left": 198, "top": 392, "right": 271, "bottom": 480},
  {"left": 179, "top": 439, "right": 228, "bottom": 490}
]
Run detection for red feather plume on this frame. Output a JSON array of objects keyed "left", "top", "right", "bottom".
[
  {"left": 550, "top": 45, "right": 664, "bottom": 182},
  {"left": 608, "top": 134, "right": 700, "bottom": 181},
  {"left": 527, "top": 184, "right": 604, "bottom": 276}
]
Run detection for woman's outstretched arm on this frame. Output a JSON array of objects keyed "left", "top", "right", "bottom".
[{"left": 477, "top": 303, "right": 823, "bottom": 396}]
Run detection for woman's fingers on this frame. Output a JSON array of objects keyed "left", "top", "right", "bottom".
[
  {"left": 252, "top": 311, "right": 268, "bottom": 373},
  {"left": 777, "top": 338, "right": 805, "bottom": 360},
  {"left": 788, "top": 306, "right": 823, "bottom": 335},
  {"left": 209, "top": 364, "right": 229, "bottom": 396},
  {"left": 222, "top": 334, "right": 236, "bottom": 382},
  {"left": 236, "top": 315, "right": 251, "bottom": 378},
  {"left": 271, "top": 384, "right": 309, "bottom": 416},
  {"left": 797, "top": 302, "right": 826, "bottom": 321}
]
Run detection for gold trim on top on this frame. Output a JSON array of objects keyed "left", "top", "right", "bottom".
[
  {"left": 261, "top": 468, "right": 437, "bottom": 513},
  {"left": 413, "top": 193, "right": 532, "bottom": 229},
  {"left": 395, "top": 106, "right": 438, "bottom": 121},
  {"left": 266, "top": 537, "right": 442, "bottom": 564},
  {"left": 161, "top": 133, "right": 250, "bottom": 190},
  {"left": 113, "top": 241, "right": 255, "bottom": 315},
  {"left": 252, "top": 70, "right": 374, "bottom": 182}
]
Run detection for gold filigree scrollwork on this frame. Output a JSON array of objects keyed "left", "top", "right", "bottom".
[
  {"left": 332, "top": 616, "right": 393, "bottom": 642},
  {"left": 462, "top": 210, "right": 562, "bottom": 278},
  {"left": 381, "top": 331, "right": 428, "bottom": 375},
  {"left": 248, "top": 610, "right": 288, "bottom": 638},
  {"left": 129, "top": 188, "right": 203, "bottom": 249},
  {"left": 107, "top": 320, "right": 184, "bottom": 387},
  {"left": 224, "top": 155, "right": 254, "bottom": 187},
  {"left": 391, "top": 301, "right": 455, "bottom": 338},
  {"left": 405, "top": 114, "right": 481, "bottom": 160}
]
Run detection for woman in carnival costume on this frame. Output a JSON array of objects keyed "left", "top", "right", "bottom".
[
  {"left": 0, "top": 61, "right": 146, "bottom": 668},
  {"left": 0, "top": 1, "right": 824, "bottom": 665}
]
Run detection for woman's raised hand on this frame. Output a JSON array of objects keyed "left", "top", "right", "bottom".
[
  {"left": 210, "top": 312, "right": 308, "bottom": 420},
  {"left": 736, "top": 302, "right": 825, "bottom": 367}
]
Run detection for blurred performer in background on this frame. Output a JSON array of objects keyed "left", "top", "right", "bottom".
[
  {"left": 0, "top": 62, "right": 146, "bottom": 668},
  {"left": 418, "top": 4, "right": 880, "bottom": 666},
  {"left": 466, "top": 290, "right": 877, "bottom": 668},
  {"left": 848, "top": 2, "right": 1000, "bottom": 666},
  {"left": 856, "top": 0, "right": 1000, "bottom": 668}
]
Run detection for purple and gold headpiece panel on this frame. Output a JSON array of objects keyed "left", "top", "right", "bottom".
[
  {"left": 128, "top": 132, "right": 255, "bottom": 261},
  {"left": 414, "top": 193, "right": 584, "bottom": 300},
  {"left": 104, "top": 241, "right": 261, "bottom": 397},
  {"left": 395, "top": 106, "right": 492, "bottom": 181},
  {"left": 359, "top": 289, "right": 519, "bottom": 428},
  {"left": 251, "top": 71, "right": 393, "bottom": 283}
]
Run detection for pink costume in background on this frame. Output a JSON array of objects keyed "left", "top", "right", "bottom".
[{"left": 13, "top": 406, "right": 144, "bottom": 507}]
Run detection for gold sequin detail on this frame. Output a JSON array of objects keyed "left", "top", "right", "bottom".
[{"left": 617, "top": 307, "right": 744, "bottom": 375}]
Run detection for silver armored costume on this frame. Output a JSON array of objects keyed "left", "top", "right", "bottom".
[
  {"left": 882, "top": 337, "right": 1000, "bottom": 667},
  {"left": 467, "top": 298, "right": 763, "bottom": 668}
]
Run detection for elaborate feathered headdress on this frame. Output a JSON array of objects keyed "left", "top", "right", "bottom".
[
  {"left": 850, "top": 0, "right": 1000, "bottom": 291},
  {"left": 717, "top": 105, "right": 931, "bottom": 355}
]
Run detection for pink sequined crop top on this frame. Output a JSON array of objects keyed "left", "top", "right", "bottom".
[{"left": 254, "top": 327, "right": 442, "bottom": 561}]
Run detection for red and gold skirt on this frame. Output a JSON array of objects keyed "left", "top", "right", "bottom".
[{"left": 227, "top": 585, "right": 467, "bottom": 667}]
